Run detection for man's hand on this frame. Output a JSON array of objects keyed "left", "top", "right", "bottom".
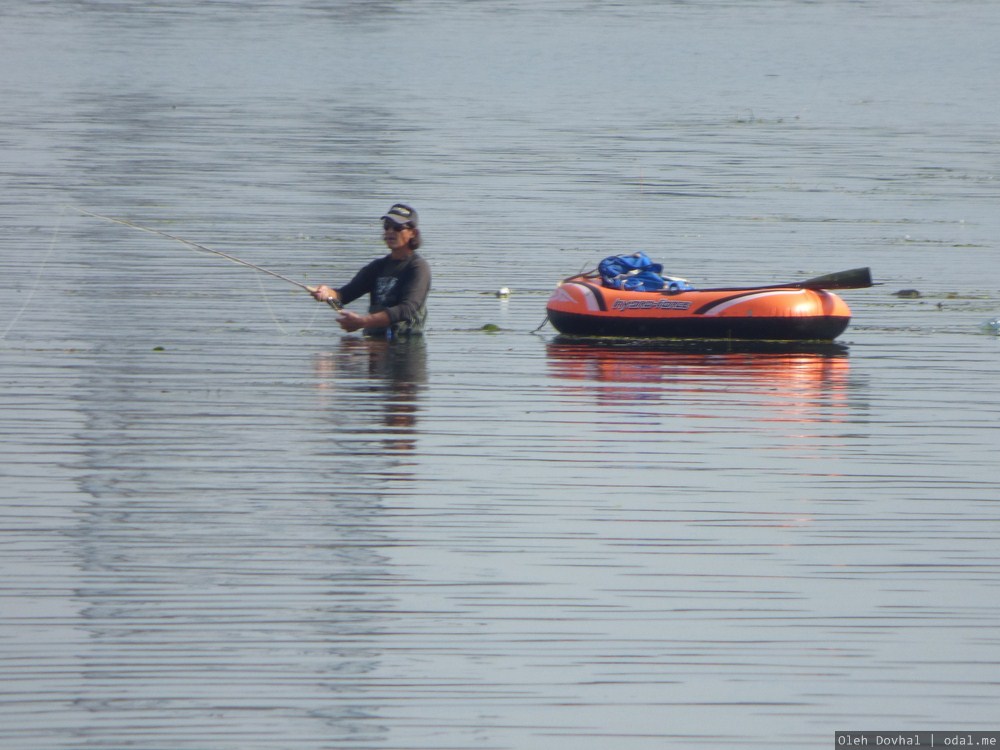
[
  {"left": 337, "top": 311, "right": 368, "bottom": 332},
  {"left": 310, "top": 285, "right": 337, "bottom": 304}
]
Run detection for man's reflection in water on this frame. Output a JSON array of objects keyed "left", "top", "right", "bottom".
[{"left": 314, "top": 337, "right": 427, "bottom": 453}]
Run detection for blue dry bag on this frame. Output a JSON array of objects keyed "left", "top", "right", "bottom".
[{"left": 598, "top": 252, "right": 694, "bottom": 293}]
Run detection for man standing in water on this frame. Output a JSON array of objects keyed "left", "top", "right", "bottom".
[{"left": 311, "top": 204, "right": 431, "bottom": 338}]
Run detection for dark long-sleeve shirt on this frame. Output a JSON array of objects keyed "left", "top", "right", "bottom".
[{"left": 336, "top": 253, "right": 431, "bottom": 337}]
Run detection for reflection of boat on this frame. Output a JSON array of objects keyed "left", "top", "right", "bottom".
[
  {"left": 546, "top": 339, "right": 851, "bottom": 412},
  {"left": 546, "top": 275, "right": 853, "bottom": 341},
  {"left": 550, "top": 335, "right": 849, "bottom": 356}
]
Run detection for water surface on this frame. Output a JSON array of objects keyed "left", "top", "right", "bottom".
[{"left": 2, "top": 1, "right": 999, "bottom": 748}]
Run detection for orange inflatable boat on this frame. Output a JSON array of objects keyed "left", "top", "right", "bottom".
[{"left": 546, "top": 267, "right": 871, "bottom": 341}]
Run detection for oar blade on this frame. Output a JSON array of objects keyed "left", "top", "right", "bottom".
[{"left": 798, "top": 267, "right": 873, "bottom": 290}]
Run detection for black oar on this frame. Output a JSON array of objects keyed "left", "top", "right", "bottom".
[
  {"left": 701, "top": 267, "right": 874, "bottom": 293},
  {"left": 74, "top": 207, "right": 342, "bottom": 308},
  {"left": 793, "top": 267, "right": 873, "bottom": 290}
]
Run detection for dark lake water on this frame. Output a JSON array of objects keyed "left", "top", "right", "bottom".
[{"left": 2, "top": 1, "right": 999, "bottom": 748}]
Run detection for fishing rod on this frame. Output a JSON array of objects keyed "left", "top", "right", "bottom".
[{"left": 74, "top": 207, "right": 341, "bottom": 307}]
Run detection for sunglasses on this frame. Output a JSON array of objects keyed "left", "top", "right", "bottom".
[{"left": 383, "top": 220, "right": 411, "bottom": 231}]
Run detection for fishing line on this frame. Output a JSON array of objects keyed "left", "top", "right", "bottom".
[
  {"left": 73, "top": 207, "right": 342, "bottom": 333},
  {"left": 252, "top": 268, "right": 294, "bottom": 335},
  {"left": 1, "top": 206, "right": 66, "bottom": 342},
  {"left": 251, "top": 266, "right": 326, "bottom": 335},
  {"left": 72, "top": 207, "right": 331, "bottom": 296}
]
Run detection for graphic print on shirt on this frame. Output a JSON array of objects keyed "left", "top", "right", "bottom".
[{"left": 375, "top": 276, "right": 398, "bottom": 307}]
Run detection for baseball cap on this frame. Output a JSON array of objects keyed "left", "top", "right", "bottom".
[{"left": 381, "top": 203, "right": 418, "bottom": 227}]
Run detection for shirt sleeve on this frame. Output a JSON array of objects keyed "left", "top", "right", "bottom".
[
  {"left": 384, "top": 256, "right": 431, "bottom": 325},
  {"left": 335, "top": 259, "right": 381, "bottom": 306}
]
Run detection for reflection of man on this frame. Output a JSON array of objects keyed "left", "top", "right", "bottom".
[
  {"left": 314, "top": 338, "right": 427, "bottom": 452},
  {"left": 310, "top": 204, "right": 431, "bottom": 338}
]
